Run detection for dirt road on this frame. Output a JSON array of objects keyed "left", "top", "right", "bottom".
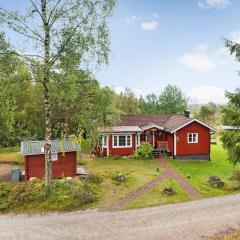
[{"left": 1, "top": 193, "right": 240, "bottom": 240}]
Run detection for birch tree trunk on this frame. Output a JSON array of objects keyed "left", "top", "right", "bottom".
[{"left": 41, "top": 0, "right": 52, "bottom": 187}]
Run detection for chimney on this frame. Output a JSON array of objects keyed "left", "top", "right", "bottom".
[{"left": 184, "top": 110, "right": 190, "bottom": 118}]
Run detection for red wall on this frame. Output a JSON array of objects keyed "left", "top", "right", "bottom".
[
  {"left": 176, "top": 122, "right": 210, "bottom": 156},
  {"left": 103, "top": 134, "right": 136, "bottom": 156},
  {"left": 25, "top": 152, "right": 77, "bottom": 180}
]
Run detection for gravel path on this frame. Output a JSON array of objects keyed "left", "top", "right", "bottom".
[
  {"left": 107, "top": 158, "right": 200, "bottom": 210},
  {"left": 1, "top": 193, "right": 240, "bottom": 240}
]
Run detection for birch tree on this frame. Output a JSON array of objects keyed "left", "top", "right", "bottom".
[{"left": 0, "top": 0, "right": 116, "bottom": 186}]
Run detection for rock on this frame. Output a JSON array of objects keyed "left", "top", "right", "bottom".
[
  {"left": 29, "top": 177, "right": 38, "bottom": 181},
  {"left": 208, "top": 176, "right": 224, "bottom": 187},
  {"left": 163, "top": 187, "right": 176, "bottom": 195},
  {"left": 115, "top": 173, "right": 127, "bottom": 182},
  {"left": 65, "top": 177, "right": 73, "bottom": 181}
]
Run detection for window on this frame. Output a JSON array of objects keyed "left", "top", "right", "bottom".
[
  {"left": 188, "top": 133, "right": 198, "bottom": 144},
  {"left": 103, "top": 135, "right": 108, "bottom": 147},
  {"left": 112, "top": 135, "right": 132, "bottom": 148},
  {"left": 51, "top": 152, "right": 58, "bottom": 161}
]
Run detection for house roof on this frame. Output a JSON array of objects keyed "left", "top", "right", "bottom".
[
  {"left": 21, "top": 139, "right": 81, "bottom": 156},
  {"left": 101, "top": 126, "right": 142, "bottom": 133},
  {"left": 102, "top": 114, "right": 215, "bottom": 134}
]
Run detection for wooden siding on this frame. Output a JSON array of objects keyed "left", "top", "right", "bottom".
[
  {"left": 175, "top": 121, "right": 210, "bottom": 156},
  {"left": 108, "top": 134, "right": 136, "bottom": 156},
  {"left": 25, "top": 152, "right": 77, "bottom": 180}
]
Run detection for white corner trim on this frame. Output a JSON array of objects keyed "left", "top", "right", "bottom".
[
  {"left": 171, "top": 119, "right": 216, "bottom": 134},
  {"left": 174, "top": 132, "right": 177, "bottom": 156}
]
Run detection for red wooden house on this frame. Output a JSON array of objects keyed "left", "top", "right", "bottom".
[
  {"left": 21, "top": 139, "right": 80, "bottom": 180},
  {"left": 100, "top": 111, "right": 215, "bottom": 160}
]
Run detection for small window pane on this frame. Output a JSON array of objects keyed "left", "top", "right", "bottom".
[
  {"left": 119, "top": 135, "right": 126, "bottom": 146},
  {"left": 103, "top": 136, "right": 107, "bottom": 147},
  {"left": 114, "top": 136, "right": 118, "bottom": 146},
  {"left": 127, "top": 135, "right": 131, "bottom": 146}
]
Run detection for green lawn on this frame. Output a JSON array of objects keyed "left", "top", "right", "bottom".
[
  {"left": 125, "top": 179, "right": 190, "bottom": 209},
  {"left": 81, "top": 157, "right": 161, "bottom": 208},
  {"left": 0, "top": 147, "right": 23, "bottom": 165},
  {"left": 168, "top": 143, "right": 239, "bottom": 197}
]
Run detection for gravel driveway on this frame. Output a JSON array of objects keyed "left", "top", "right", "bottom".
[{"left": 1, "top": 193, "right": 240, "bottom": 240}]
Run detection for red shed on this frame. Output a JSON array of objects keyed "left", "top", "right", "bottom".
[{"left": 21, "top": 140, "right": 80, "bottom": 180}]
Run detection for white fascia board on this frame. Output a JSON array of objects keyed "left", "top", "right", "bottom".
[
  {"left": 171, "top": 119, "right": 216, "bottom": 134},
  {"left": 141, "top": 123, "right": 164, "bottom": 131}
]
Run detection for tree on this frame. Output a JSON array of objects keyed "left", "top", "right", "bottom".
[
  {"left": 158, "top": 84, "right": 188, "bottom": 114},
  {"left": 221, "top": 89, "right": 240, "bottom": 166},
  {"left": 0, "top": 32, "right": 31, "bottom": 146},
  {"left": 113, "top": 88, "right": 139, "bottom": 115},
  {"left": 0, "top": 0, "right": 116, "bottom": 186},
  {"left": 197, "top": 102, "right": 217, "bottom": 124},
  {"left": 139, "top": 93, "right": 160, "bottom": 114}
]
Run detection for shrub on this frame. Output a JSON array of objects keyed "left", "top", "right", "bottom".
[
  {"left": 81, "top": 139, "right": 91, "bottom": 154},
  {"left": 135, "top": 142, "right": 153, "bottom": 160},
  {"left": 233, "top": 169, "right": 240, "bottom": 181}
]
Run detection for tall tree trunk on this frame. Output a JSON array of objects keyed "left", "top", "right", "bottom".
[{"left": 41, "top": 0, "right": 52, "bottom": 187}]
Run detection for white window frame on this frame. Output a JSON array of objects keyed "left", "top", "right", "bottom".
[
  {"left": 102, "top": 135, "right": 108, "bottom": 147},
  {"left": 112, "top": 134, "right": 132, "bottom": 148},
  {"left": 187, "top": 133, "right": 198, "bottom": 144},
  {"left": 51, "top": 152, "right": 58, "bottom": 161}
]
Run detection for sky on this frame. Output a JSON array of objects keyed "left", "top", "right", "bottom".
[
  {"left": 96, "top": 0, "right": 240, "bottom": 104},
  {"left": 1, "top": 0, "right": 240, "bottom": 104}
]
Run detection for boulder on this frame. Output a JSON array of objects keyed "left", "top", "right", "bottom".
[
  {"left": 163, "top": 187, "right": 176, "bottom": 195},
  {"left": 65, "top": 177, "right": 73, "bottom": 181},
  {"left": 208, "top": 176, "right": 224, "bottom": 187},
  {"left": 115, "top": 173, "right": 127, "bottom": 182}
]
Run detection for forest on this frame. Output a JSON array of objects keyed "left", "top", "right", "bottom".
[{"left": 0, "top": 30, "right": 223, "bottom": 148}]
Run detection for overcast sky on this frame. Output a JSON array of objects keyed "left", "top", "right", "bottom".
[
  {"left": 1, "top": 0, "right": 240, "bottom": 104},
  {"left": 96, "top": 0, "right": 240, "bottom": 104}
]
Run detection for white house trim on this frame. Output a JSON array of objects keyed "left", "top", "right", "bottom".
[
  {"left": 141, "top": 123, "right": 164, "bottom": 131},
  {"left": 174, "top": 132, "right": 177, "bottom": 156},
  {"left": 152, "top": 131, "right": 155, "bottom": 147},
  {"left": 171, "top": 119, "right": 215, "bottom": 134}
]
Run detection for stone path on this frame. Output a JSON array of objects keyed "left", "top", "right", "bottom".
[{"left": 106, "top": 158, "right": 200, "bottom": 210}]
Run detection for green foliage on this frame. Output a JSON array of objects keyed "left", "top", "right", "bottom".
[
  {"left": 0, "top": 179, "right": 100, "bottom": 213},
  {"left": 113, "top": 87, "right": 140, "bottom": 115},
  {"left": 139, "top": 84, "right": 188, "bottom": 114},
  {"left": 135, "top": 142, "right": 153, "bottom": 160},
  {"left": 221, "top": 88, "right": 240, "bottom": 166}
]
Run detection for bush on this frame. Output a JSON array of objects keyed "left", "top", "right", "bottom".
[
  {"left": 81, "top": 139, "right": 91, "bottom": 154},
  {"left": 233, "top": 169, "right": 240, "bottom": 181},
  {"left": 0, "top": 178, "right": 100, "bottom": 213},
  {"left": 135, "top": 142, "right": 153, "bottom": 160}
]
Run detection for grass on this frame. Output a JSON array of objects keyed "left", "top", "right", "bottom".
[
  {"left": 125, "top": 179, "right": 190, "bottom": 209},
  {"left": 81, "top": 157, "right": 161, "bottom": 208},
  {"left": 212, "top": 232, "right": 240, "bottom": 240},
  {"left": 0, "top": 177, "right": 101, "bottom": 214},
  {"left": 0, "top": 147, "right": 23, "bottom": 165},
  {"left": 168, "top": 143, "right": 239, "bottom": 197}
]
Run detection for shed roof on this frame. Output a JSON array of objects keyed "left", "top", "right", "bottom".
[{"left": 21, "top": 139, "right": 81, "bottom": 156}]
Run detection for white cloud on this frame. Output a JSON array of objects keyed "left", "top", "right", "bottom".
[
  {"left": 178, "top": 52, "right": 216, "bottom": 72},
  {"left": 140, "top": 21, "right": 159, "bottom": 31},
  {"left": 230, "top": 30, "right": 240, "bottom": 43},
  {"left": 149, "top": 13, "right": 159, "bottom": 19},
  {"left": 178, "top": 43, "right": 234, "bottom": 72},
  {"left": 114, "top": 86, "right": 144, "bottom": 98},
  {"left": 188, "top": 86, "right": 227, "bottom": 104},
  {"left": 125, "top": 15, "right": 137, "bottom": 24},
  {"left": 198, "top": 0, "right": 231, "bottom": 9}
]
